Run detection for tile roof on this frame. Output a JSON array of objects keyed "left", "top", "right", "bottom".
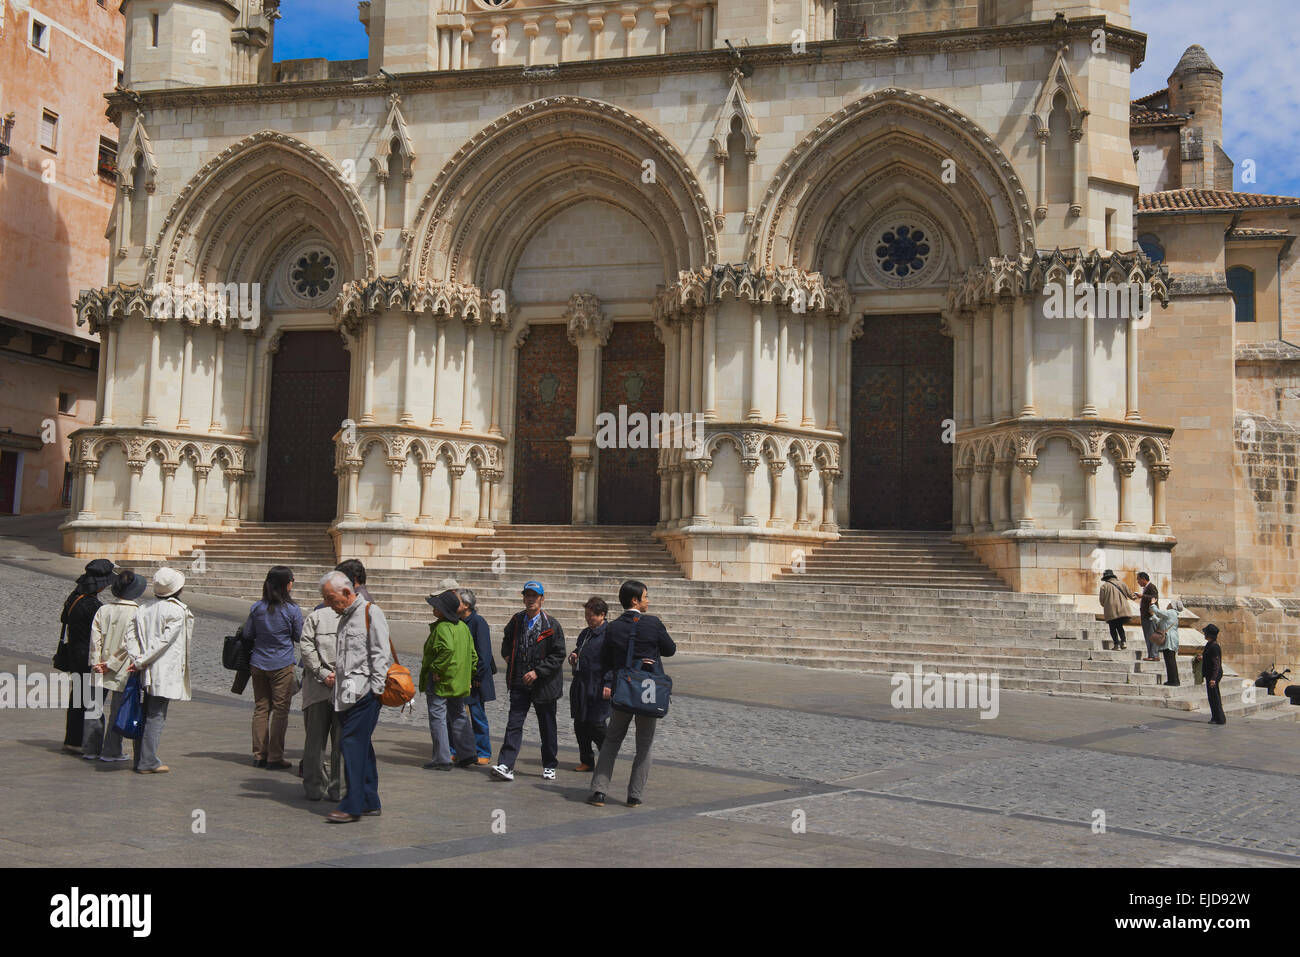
[
  {"left": 1136, "top": 189, "right": 1300, "bottom": 212},
  {"left": 1131, "top": 102, "right": 1186, "bottom": 126},
  {"left": 1132, "top": 88, "right": 1168, "bottom": 105}
]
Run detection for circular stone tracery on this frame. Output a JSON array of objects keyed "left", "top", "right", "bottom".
[
  {"left": 875, "top": 225, "right": 931, "bottom": 278},
  {"left": 292, "top": 251, "right": 335, "bottom": 299},
  {"left": 857, "top": 209, "right": 947, "bottom": 289}
]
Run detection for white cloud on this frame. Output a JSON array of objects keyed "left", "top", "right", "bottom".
[{"left": 1132, "top": 0, "right": 1300, "bottom": 196}]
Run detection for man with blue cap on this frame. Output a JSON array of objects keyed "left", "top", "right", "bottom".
[{"left": 489, "top": 581, "right": 566, "bottom": 782}]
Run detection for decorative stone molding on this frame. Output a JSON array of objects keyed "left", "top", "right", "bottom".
[
  {"left": 652, "top": 264, "right": 850, "bottom": 323},
  {"left": 331, "top": 277, "right": 493, "bottom": 332},
  {"left": 69, "top": 426, "right": 256, "bottom": 472},
  {"left": 563, "top": 292, "right": 611, "bottom": 345},
  {"left": 334, "top": 424, "right": 505, "bottom": 474}
]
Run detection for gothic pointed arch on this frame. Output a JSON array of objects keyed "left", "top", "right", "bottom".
[
  {"left": 150, "top": 130, "right": 377, "bottom": 290},
  {"left": 746, "top": 88, "right": 1034, "bottom": 274},
  {"left": 118, "top": 114, "right": 159, "bottom": 192},
  {"left": 1031, "top": 46, "right": 1087, "bottom": 132},
  {"left": 404, "top": 96, "right": 716, "bottom": 288}
]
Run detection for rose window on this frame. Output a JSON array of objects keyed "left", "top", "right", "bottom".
[
  {"left": 292, "top": 252, "right": 335, "bottom": 299},
  {"left": 875, "top": 225, "right": 931, "bottom": 278}
]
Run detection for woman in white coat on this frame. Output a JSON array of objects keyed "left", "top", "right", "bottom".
[
  {"left": 85, "top": 570, "right": 149, "bottom": 761},
  {"left": 127, "top": 568, "right": 194, "bottom": 774}
]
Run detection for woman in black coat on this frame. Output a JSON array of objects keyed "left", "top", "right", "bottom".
[
  {"left": 58, "top": 559, "right": 115, "bottom": 752},
  {"left": 568, "top": 596, "right": 612, "bottom": 772}
]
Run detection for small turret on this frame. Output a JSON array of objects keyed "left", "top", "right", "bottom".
[
  {"left": 1167, "top": 45, "right": 1230, "bottom": 189},
  {"left": 122, "top": 0, "right": 278, "bottom": 91}
]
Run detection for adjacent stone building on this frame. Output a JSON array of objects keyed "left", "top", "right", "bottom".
[
  {"left": 0, "top": 1, "right": 122, "bottom": 514},
  {"left": 61, "top": 0, "right": 1297, "bottom": 671}
]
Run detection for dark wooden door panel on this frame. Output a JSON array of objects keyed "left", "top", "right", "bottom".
[
  {"left": 850, "top": 316, "right": 952, "bottom": 530},
  {"left": 0, "top": 452, "right": 17, "bottom": 514},
  {"left": 264, "top": 330, "right": 350, "bottom": 522},
  {"left": 598, "top": 321, "right": 664, "bottom": 525},
  {"left": 512, "top": 324, "right": 578, "bottom": 524}
]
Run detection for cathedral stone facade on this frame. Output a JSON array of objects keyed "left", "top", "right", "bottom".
[{"left": 64, "top": 0, "right": 1299, "bottom": 671}]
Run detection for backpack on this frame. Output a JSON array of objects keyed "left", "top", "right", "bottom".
[{"left": 368, "top": 603, "right": 415, "bottom": 707}]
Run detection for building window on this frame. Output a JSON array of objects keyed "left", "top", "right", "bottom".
[
  {"left": 1104, "top": 209, "right": 1116, "bottom": 251},
  {"left": 97, "top": 137, "right": 118, "bottom": 181},
  {"left": 31, "top": 19, "right": 49, "bottom": 53},
  {"left": 57, "top": 391, "right": 77, "bottom": 415},
  {"left": 1227, "top": 266, "right": 1256, "bottom": 323},
  {"left": 61, "top": 463, "right": 74, "bottom": 509},
  {"left": 875, "top": 225, "right": 931, "bottom": 279},
  {"left": 117, "top": 70, "right": 124, "bottom": 87},
  {"left": 1138, "top": 233, "right": 1165, "bottom": 263},
  {"left": 151, "top": 13, "right": 160, "bottom": 48},
  {"left": 292, "top": 251, "right": 335, "bottom": 300},
  {"left": 39, "top": 110, "right": 58, "bottom": 152}
]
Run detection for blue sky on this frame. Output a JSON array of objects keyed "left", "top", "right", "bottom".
[{"left": 275, "top": 0, "right": 1299, "bottom": 198}]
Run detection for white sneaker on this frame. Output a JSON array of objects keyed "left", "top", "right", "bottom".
[
  {"left": 99, "top": 755, "right": 131, "bottom": 762},
  {"left": 542, "top": 767, "right": 556, "bottom": 780},
  {"left": 489, "top": 764, "right": 514, "bottom": 782}
]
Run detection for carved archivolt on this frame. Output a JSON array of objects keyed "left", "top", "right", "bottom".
[
  {"left": 748, "top": 88, "right": 1035, "bottom": 268},
  {"left": 689, "top": 429, "right": 841, "bottom": 473},
  {"left": 404, "top": 96, "right": 717, "bottom": 283}
]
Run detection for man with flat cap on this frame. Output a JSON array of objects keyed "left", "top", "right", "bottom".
[
  {"left": 420, "top": 589, "right": 478, "bottom": 770},
  {"left": 490, "top": 581, "right": 566, "bottom": 782}
]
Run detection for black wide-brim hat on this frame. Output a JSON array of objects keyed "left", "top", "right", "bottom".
[
  {"left": 1101, "top": 569, "right": 1117, "bottom": 580},
  {"left": 76, "top": 558, "right": 116, "bottom": 593},
  {"left": 111, "top": 571, "right": 149, "bottom": 601},
  {"left": 425, "top": 589, "right": 461, "bottom": 620}
]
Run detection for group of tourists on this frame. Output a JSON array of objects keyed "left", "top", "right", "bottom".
[
  {"left": 55, "top": 555, "right": 677, "bottom": 821},
  {"left": 1097, "top": 568, "right": 1227, "bottom": 724}
]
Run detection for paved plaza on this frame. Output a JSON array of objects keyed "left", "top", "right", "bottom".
[{"left": 1, "top": 519, "right": 1297, "bottom": 867}]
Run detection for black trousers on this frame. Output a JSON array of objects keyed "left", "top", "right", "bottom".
[
  {"left": 1106, "top": 618, "right": 1128, "bottom": 648},
  {"left": 1162, "top": 649, "right": 1180, "bottom": 686},
  {"left": 573, "top": 719, "right": 608, "bottom": 766},
  {"left": 1206, "top": 679, "right": 1226, "bottom": 723},
  {"left": 497, "top": 689, "right": 558, "bottom": 770}
]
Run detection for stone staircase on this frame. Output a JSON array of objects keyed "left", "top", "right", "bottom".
[
  {"left": 773, "top": 529, "right": 1009, "bottom": 589},
  {"left": 161, "top": 523, "right": 1296, "bottom": 720}
]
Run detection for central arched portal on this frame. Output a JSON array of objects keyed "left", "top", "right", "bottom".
[
  {"left": 850, "top": 316, "right": 953, "bottom": 529},
  {"left": 264, "top": 329, "right": 351, "bottom": 522}
]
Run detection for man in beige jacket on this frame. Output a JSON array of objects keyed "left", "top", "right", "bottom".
[
  {"left": 127, "top": 568, "right": 193, "bottom": 774},
  {"left": 1098, "top": 569, "right": 1136, "bottom": 651},
  {"left": 85, "top": 570, "right": 148, "bottom": 762}
]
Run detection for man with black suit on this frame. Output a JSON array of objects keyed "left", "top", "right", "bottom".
[
  {"left": 588, "top": 579, "right": 676, "bottom": 808},
  {"left": 1202, "top": 623, "right": 1226, "bottom": 725}
]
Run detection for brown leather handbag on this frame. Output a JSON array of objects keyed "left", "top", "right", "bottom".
[{"left": 367, "top": 603, "right": 415, "bottom": 707}]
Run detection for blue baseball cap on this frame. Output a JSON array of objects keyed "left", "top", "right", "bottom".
[{"left": 522, "top": 581, "right": 544, "bottom": 596}]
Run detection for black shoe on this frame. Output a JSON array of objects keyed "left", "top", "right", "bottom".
[
  {"left": 587, "top": 792, "right": 606, "bottom": 807},
  {"left": 253, "top": 758, "right": 267, "bottom": 768},
  {"left": 626, "top": 797, "right": 643, "bottom": 808},
  {"left": 363, "top": 808, "right": 382, "bottom": 816},
  {"left": 423, "top": 761, "right": 453, "bottom": 771},
  {"left": 455, "top": 756, "right": 477, "bottom": 768}
]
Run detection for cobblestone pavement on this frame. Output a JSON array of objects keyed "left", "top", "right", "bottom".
[{"left": 2, "top": 553, "right": 1297, "bottom": 867}]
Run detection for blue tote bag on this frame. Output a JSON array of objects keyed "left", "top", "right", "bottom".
[{"left": 112, "top": 672, "right": 146, "bottom": 740}]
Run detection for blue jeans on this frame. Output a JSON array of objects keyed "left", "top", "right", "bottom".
[
  {"left": 467, "top": 690, "right": 492, "bottom": 758},
  {"left": 427, "top": 692, "right": 474, "bottom": 765},
  {"left": 337, "top": 693, "right": 381, "bottom": 817}
]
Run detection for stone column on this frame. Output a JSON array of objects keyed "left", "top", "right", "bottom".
[
  {"left": 680, "top": 458, "right": 694, "bottom": 523},
  {"left": 124, "top": 461, "right": 144, "bottom": 521},
  {"left": 77, "top": 462, "right": 98, "bottom": 520},
  {"left": 1151, "top": 464, "right": 1170, "bottom": 533},
  {"left": 418, "top": 460, "right": 436, "bottom": 524},
  {"left": 1069, "top": 127, "right": 1084, "bottom": 217},
  {"left": 361, "top": 321, "right": 376, "bottom": 424},
  {"left": 240, "top": 330, "right": 258, "bottom": 436},
  {"left": 992, "top": 461, "right": 1012, "bottom": 530},
  {"left": 447, "top": 463, "right": 465, "bottom": 525},
  {"left": 801, "top": 314, "right": 815, "bottom": 428},
  {"left": 477, "top": 469, "right": 493, "bottom": 526},
  {"left": 702, "top": 305, "right": 717, "bottom": 420},
  {"left": 977, "top": 307, "right": 993, "bottom": 426},
  {"left": 1125, "top": 313, "right": 1140, "bottom": 421},
  {"left": 1081, "top": 304, "right": 1097, "bottom": 418},
  {"left": 794, "top": 463, "right": 812, "bottom": 530},
  {"left": 663, "top": 320, "right": 679, "bottom": 416},
  {"left": 1080, "top": 456, "right": 1101, "bottom": 529},
  {"left": 142, "top": 319, "right": 161, "bottom": 426},
  {"left": 209, "top": 325, "right": 226, "bottom": 434},
  {"left": 677, "top": 315, "right": 691, "bottom": 416},
  {"left": 191, "top": 466, "right": 211, "bottom": 524},
  {"left": 819, "top": 468, "right": 839, "bottom": 531},
  {"left": 99, "top": 322, "right": 118, "bottom": 426},
  {"left": 973, "top": 463, "right": 992, "bottom": 532},
  {"left": 401, "top": 314, "right": 417, "bottom": 425},
  {"left": 1019, "top": 299, "right": 1036, "bottom": 417},
  {"left": 1016, "top": 458, "right": 1037, "bottom": 528},
  {"left": 572, "top": 456, "right": 591, "bottom": 525},
  {"left": 657, "top": 465, "right": 671, "bottom": 528},
  {"left": 159, "top": 463, "right": 178, "bottom": 522},
  {"left": 775, "top": 309, "right": 789, "bottom": 424},
  {"left": 690, "top": 311, "right": 703, "bottom": 415},
  {"left": 343, "top": 463, "right": 360, "bottom": 520},
  {"left": 386, "top": 457, "right": 404, "bottom": 522},
  {"left": 489, "top": 326, "right": 504, "bottom": 435},
  {"left": 668, "top": 466, "right": 683, "bottom": 527},
  {"left": 1034, "top": 128, "right": 1049, "bottom": 219},
  {"left": 1116, "top": 460, "right": 1136, "bottom": 531},
  {"left": 461, "top": 322, "right": 477, "bottom": 430},
  {"left": 767, "top": 461, "right": 786, "bottom": 528},
  {"left": 691, "top": 458, "right": 709, "bottom": 525},
  {"left": 740, "top": 458, "right": 760, "bottom": 526},
  {"left": 431, "top": 318, "right": 447, "bottom": 427},
  {"left": 747, "top": 305, "right": 762, "bottom": 422},
  {"left": 1001, "top": 300, "right": 1014, "bottom": 420},
  {"left": 223, "top": 469, "right": 243, "bottom": 527},
  {"left": 964, "top": 312, "right": 977, "bottom": 428},
  {"left": 826, "top": 319, "right": 840, "bottom": 430},
  {"left": 955, "top": 466, "right": 973, "bottom": 533}
]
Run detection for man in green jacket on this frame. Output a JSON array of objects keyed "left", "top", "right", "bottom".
[{"left": 420, "top": 589, "right": 479, "bottom": 770}]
